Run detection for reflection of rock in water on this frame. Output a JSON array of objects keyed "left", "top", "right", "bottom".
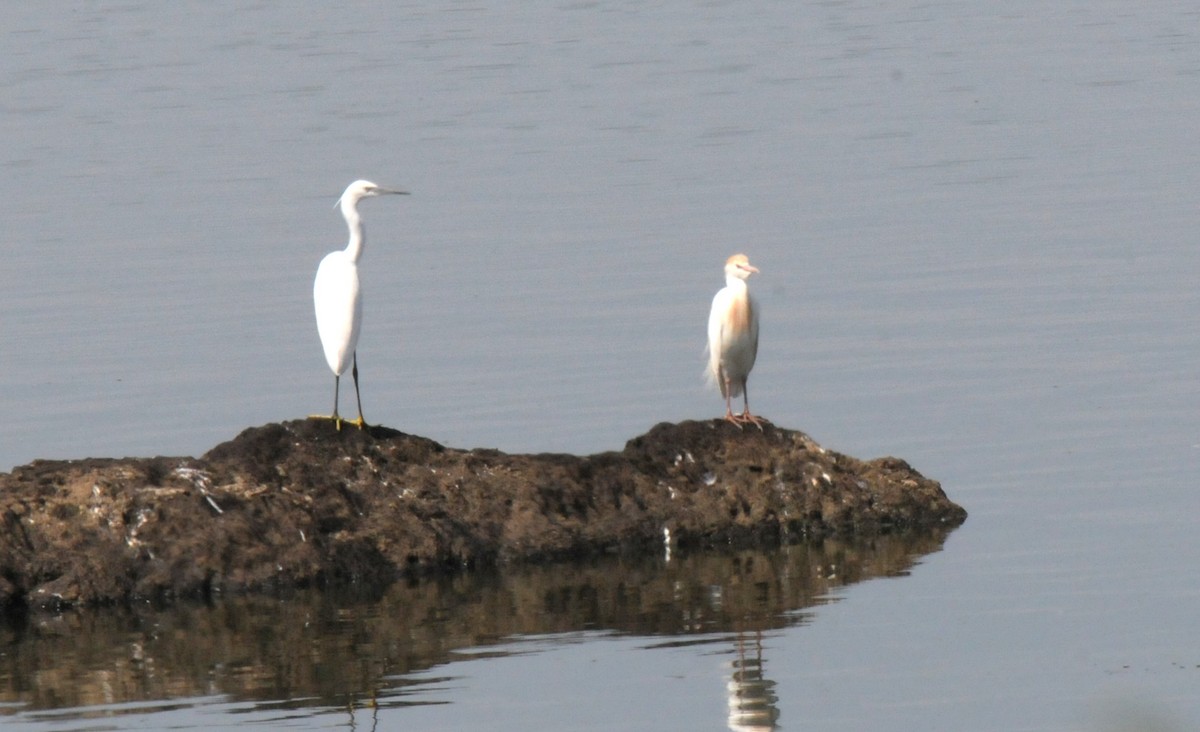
[
  {"left": 0, "top": 535, "right": 955, "bottom": 714},
  {"left": 727, "top": 631, "right": 780, "bottom": 732}
]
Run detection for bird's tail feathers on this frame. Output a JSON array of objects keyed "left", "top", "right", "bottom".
[{"left": 703, "top": 345, "right": 720, "bottom": 392}]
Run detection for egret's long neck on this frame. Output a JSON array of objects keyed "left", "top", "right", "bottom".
[
  {"left": 726, "top": 273, "right": 748, "bottom": 293},
  {"left": 342, "top": 199, "right": 366, "bottom": 263}
]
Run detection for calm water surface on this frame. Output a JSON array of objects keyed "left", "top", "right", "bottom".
[{"left": 2, "top": 1, "right": 1199, "bottom": 730}]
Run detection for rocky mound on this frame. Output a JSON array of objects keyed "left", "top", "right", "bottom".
[{"left": 0, "top": 419, "right": 965, "bottom": 610}]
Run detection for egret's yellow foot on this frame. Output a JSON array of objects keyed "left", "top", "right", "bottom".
[{"left": 308, "top": 414, "right": 345, "bottom": 431}]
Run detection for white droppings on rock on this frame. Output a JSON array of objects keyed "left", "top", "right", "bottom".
[{"left": 173, "top": 467, "right": 212, "bottom": 491}]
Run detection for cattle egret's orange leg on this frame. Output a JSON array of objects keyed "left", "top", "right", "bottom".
[
  {"left": 734, "top": 386, "right": 765, "bottom": 430},
  {"left": 722, "top": 377, "right": 744, "bottom": 428}
]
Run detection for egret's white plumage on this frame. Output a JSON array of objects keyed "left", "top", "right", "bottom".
[
  {"left": 312, "top": 179, "right": 408, "bottom": 430},
  {"left": 706, "top": 253, "right": 762, "bottom": 427}
]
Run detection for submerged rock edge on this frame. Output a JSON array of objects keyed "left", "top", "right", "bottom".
[{"left": 0, "top": 419, "right": 966, "bottom": 610}]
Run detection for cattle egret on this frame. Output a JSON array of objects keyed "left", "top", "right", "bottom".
[{"left": 707, "top": 253, "right": 763, "bottom": 428}]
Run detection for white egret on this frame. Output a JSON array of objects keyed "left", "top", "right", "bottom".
[
  {"left": 706, "top": 253, "right": 763, "bottom": 428},
  {"left": 312, "top": 179, "right": 408, "bottom": 430}
]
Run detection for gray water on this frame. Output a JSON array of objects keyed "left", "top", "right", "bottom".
[{"left": 2, "top": 1, "right": 1199, "bottom": 730}]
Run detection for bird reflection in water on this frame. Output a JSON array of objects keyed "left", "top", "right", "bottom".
[
  {"left": 726, "top": 630, "right": 780, "bottom": 731},
  {"left": 345, "top": 691, "right": 379, "bottom": 732}
]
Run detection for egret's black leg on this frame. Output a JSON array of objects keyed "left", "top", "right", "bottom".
[{"left": 350, "top": 352, "right": 367, "bottom": 429}]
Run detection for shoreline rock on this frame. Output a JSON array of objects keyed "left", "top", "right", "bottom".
[{"left": 0, "top": 419, "right": 966, "bottom": 610}]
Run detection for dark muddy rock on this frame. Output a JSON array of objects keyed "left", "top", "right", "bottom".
[{"left": 0, "top": 419, "right": 965, "bottom": 610}]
